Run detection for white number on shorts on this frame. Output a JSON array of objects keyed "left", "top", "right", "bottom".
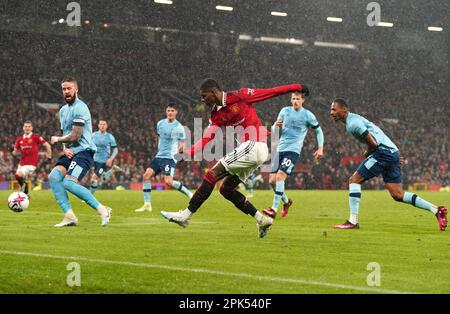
[
  {"left": 69, "top": 161, "right": 77, "bottom": 170},
  {"left": 281, "top": 158, "right": 292, "bottom": 167},
  {"left": 165, "top": 165, "right": 170, "bottom": 172}
]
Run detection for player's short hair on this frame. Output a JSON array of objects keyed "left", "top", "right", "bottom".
[
  {"left": 98, "top": 119, "right": 108, "bottom": 124},
  {"left": 333, "top": 98, "right": 348, "bottom": 108},
  {"left": 166, "top": 103, "right": 178, "bottom": 110},
  {"left": 200, "top": 78, "right": 221, "bottom": 92},
  {"left": 23, "top": 120, "right": 32, "bottom": 126},
  {"left": 61, "top": 77, "right": 78, "bottom": 87}
]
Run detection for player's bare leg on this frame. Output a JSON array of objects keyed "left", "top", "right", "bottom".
[
  {"left": 386, "top": 183, "right": 447, "bottom": 231},
  {"left": 334, "top": 171, "right": 365, "bottom": 229}
]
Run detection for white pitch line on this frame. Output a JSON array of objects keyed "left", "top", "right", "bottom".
[{"left": 0, "top": 250, "right": 417, "bottom": 294}]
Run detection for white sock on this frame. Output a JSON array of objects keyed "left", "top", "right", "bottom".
[
  {"left": 253, "top": 211, "right": 264, "bottom": 223},
  {"left": 65, "top": 210, "right": 77, "bottom": 220},
  {"left": 96, "top": 204, "right": 107, "bottom": 215},
  {"left": 349, "top": 214, "right": 358, "bottom": 225},
  {"left": 181, "top": 208, "right": 193, "bottom": 219}
]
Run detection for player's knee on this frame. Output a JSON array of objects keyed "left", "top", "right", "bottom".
[
  {"left": 275, "top": 173, "right": 285, "bottom": 182},
  {"left": 48, "top": 169, "right": 62, "bottom": 184},
  {"left": 62, "top": 177, "right": 77, "bottom": 190},
  {"left": 204, "top": 171, "right": 217, "bottom": 185}
]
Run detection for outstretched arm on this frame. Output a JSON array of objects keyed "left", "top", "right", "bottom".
[{"left": 226, "top": 84, "right": 306, "bottom": 105}]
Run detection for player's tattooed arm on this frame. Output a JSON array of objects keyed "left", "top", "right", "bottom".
[
  {"left": 362, "top": 132, "right": 378, "bottom": 158},
  {"left": 51, "top": 126, "right": 83, "bottom": 144}
]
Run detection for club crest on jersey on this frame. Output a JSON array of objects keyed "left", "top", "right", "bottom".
[{"left": 230, "top": 105, "right": 240, "bottom": 113}]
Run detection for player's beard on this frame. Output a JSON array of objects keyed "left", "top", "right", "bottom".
[{"left": 64, "top": 94, "right": 76, "bottom": 104}]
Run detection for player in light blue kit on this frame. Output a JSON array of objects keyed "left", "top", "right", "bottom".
[
  {"left": 135, "top": 103, "right": 193, "bottom": 212},
  {"left": 330, "top": 98, "right": 447, "bottom": 231},
  {"left": 263, "top": 91, "right": 324, "bottom": 219},
  {"left": 49, "top": 78, "right": 112, "bottom": 227},
  {"left": 90, "top": 120, "right": 122, "bottom": 194}
]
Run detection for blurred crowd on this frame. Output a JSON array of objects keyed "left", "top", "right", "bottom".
[{"left": 0, "top": 29, "right": 448, "bottom": 190}]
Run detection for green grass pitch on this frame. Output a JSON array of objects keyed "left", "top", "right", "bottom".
[{"left": 0, "top": 189, "right": 448, "bottom": 294}]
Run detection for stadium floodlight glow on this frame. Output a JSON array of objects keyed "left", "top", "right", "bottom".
[
  {"left": 260, "top": 36, "right": 304, "bottom": 45},
  {"left": 428, "top": 26, "right": 443, "bottom": 32},
  {"left": 238, "top": 34, "right": 253, "bottom": 41},
  {"left": 216, "top": 5, "right": 233, "bottom": 11},
  {"left": 271, "top": 11, "right": 287, "bottom": 17},
  {"left": 327, "top": 17, "right": 343, "bottom": 22},
  {"left": 154, "top": 0, "right": 173, "bottom": 4},
  {"left": 376, "top": 22, "right": 394, "bottom": 27},
  {"left": 314, "top": 41, "right": 356, "bottom": 49}
]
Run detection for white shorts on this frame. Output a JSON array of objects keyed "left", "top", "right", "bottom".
[
  {"left": 220, "top": 141, "right": 269, "bottom": 182},
  {"left": 16, "top": 165, "right": 37, "bottom": 178}
]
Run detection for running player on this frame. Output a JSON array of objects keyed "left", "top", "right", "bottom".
[
  {"left": 263, "top": 91, "right": 324, "bottom": 219},
  {"left": 12, "top": 121, "right": 52, "bottom": 197},
  {"left": 330, "top": 98, "right": 447, "bottom": 231},
  {"left": 90, "top": 120, "right": 121, "bottom": 194},
  {"left": 160, "top": 78, "right": 308, "bottom": 238},
  {"left": 135, "top": 103, "right": 192, "bottom": 212}
]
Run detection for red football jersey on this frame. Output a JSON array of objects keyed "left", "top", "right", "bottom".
[
  {"left": 187, "top": 83, "right": 303, "bottom": 156},
  {"left": 14, "top": 133, "right": 46, "bottom": 166}
]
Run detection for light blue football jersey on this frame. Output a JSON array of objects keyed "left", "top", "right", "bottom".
[
  {"left": 59, "top": 98, "right": 96, "bottom": 154},
  {"left": 346, "top": 112, "right": 398, "bottom": 152},
  {"left": 155, "top": 119, "right": 186, "bottom": 160},
  {"left": 93, "top": 131, "right": 117, "bottom": 163},
  {"left": 275, "top": 106, "right": 320, "bottom": 155}
]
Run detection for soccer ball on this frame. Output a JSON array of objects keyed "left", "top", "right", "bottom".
[{"left": 7, "top": 192, "right": 29, "bottom": 212}]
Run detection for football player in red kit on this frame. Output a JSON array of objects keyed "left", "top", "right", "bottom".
[
  {"left": 12, "top": 121, "right": 52, "bottom": 196},
  {"left": 161, "top": 78, "right": 308, "bottom": 238}
]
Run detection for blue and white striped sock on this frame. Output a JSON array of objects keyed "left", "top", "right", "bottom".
[
  {"left": 349, "top": 183, "right": 361, "bottom": 224},
  {"left": 402, "top": 192, "right": 437, "bottom": 214},
  {"left": 143, "top": 180, "right": 152, "bottom": 204},
  {"left": 272, "top": 181, "right": 285, "bottom": 211}
]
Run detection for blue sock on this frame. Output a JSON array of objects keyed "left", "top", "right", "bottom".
[
  {"left": 49, "top": 169, "right": 71, "bottom": 213},
  {"left": 90, "top": 179, "right": 98, "bottom": 195},
  {"left": 402, "top": 192, "right": 435, "bottom": 213},
  {"left": 172, "top": 180, "right": 192, "bottom": 198},
  {"left": 63, "top": 178, "right": 100, "bottom": 210},
  {"left": 143, "top": 180, "right": 152, "bottom": 203},
  {"left": 272, "top": 181, "right": 285, "bottom": 211},
  {"left": 349, "top": 183, "right": 361, "bottom": 224}
]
